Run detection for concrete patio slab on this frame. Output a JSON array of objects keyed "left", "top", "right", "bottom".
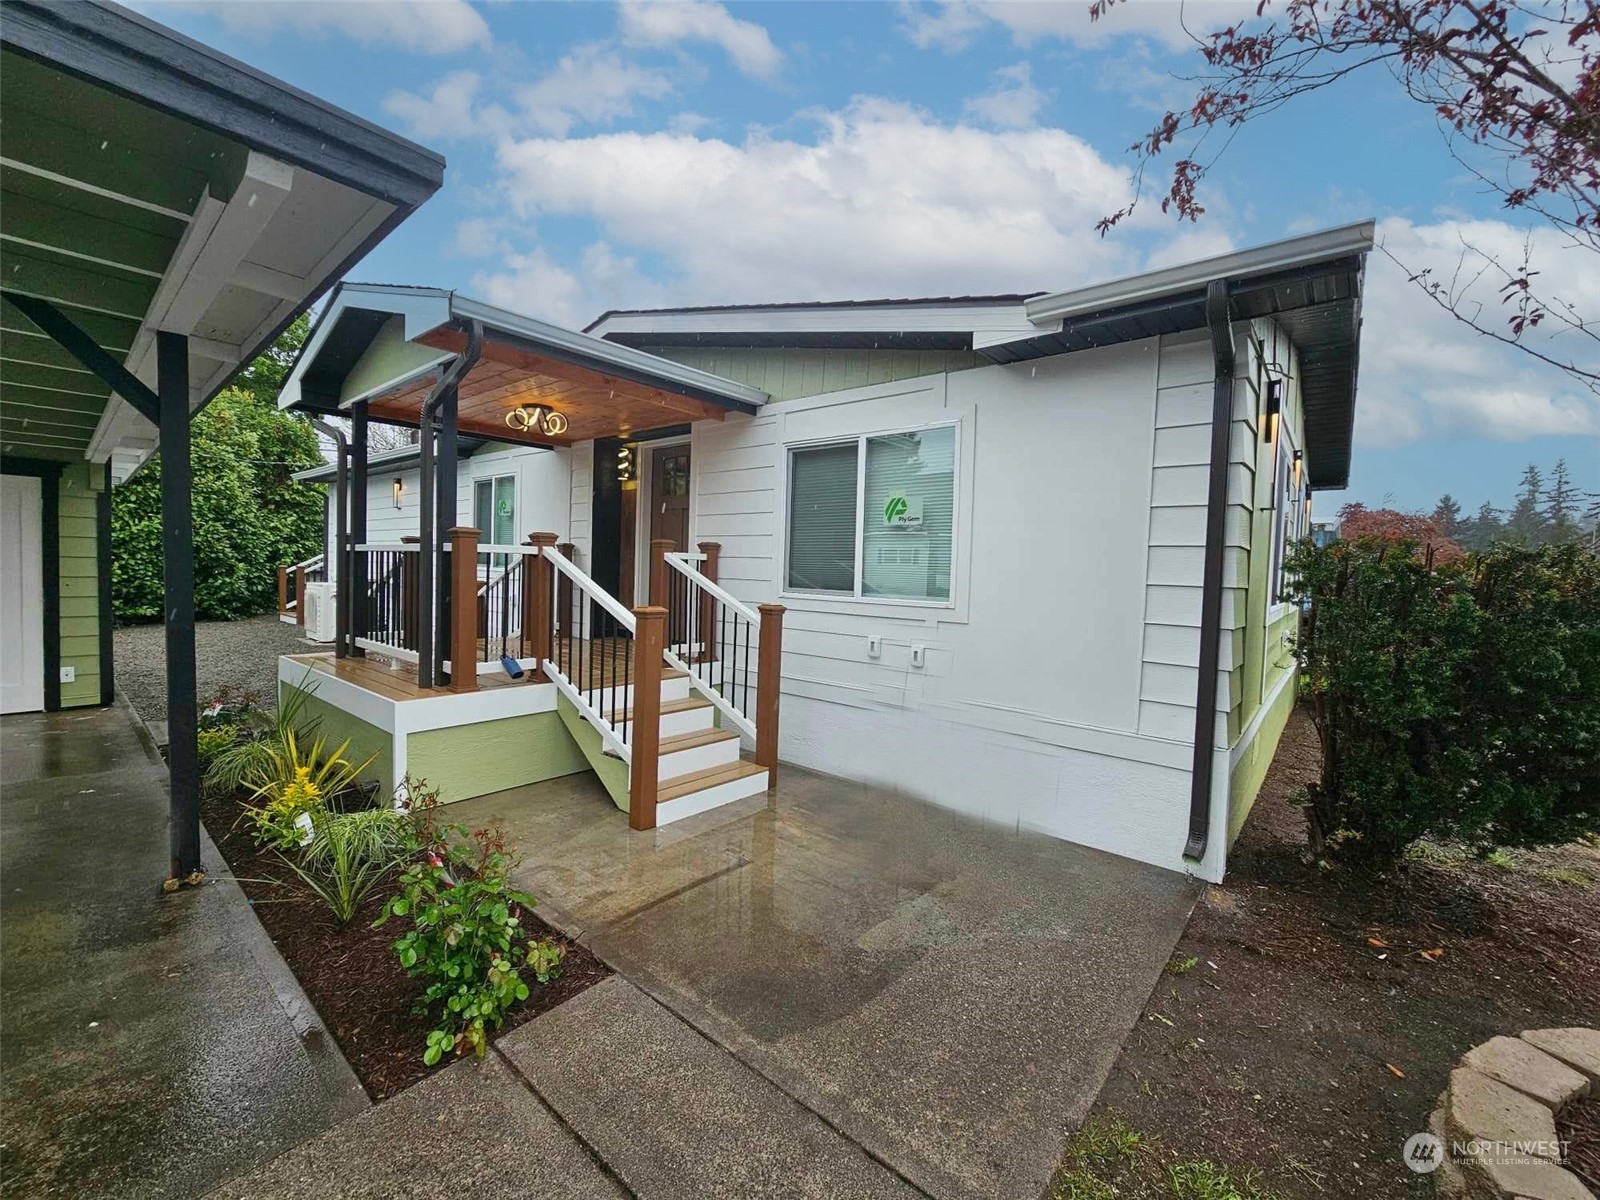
[
  {"left": 499, "top": 976, "right": 922, "bottom": 1199},
  {"left": 0, "top": 701, "right": 367, "bottom": 1200},
  {"left": 456, "top": 764, "right": 1202, "bottom": 1200},
  {"left": 208, "top": 1052, "right": 627, "bottom": 1200}
]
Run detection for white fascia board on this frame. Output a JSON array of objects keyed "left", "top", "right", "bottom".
[
  {"left": 1024, "top": 221, "right": 1376, "bottom": 324},
  {"left": 587, "top": 302, "right": 1038, "bottom": 341},
  {"left": 449, "top": 294, "right": 771, "bottom": 408}
]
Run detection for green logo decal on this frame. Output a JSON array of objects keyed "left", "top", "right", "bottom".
[{"left": 885, "top": 496, "right": 908, "bottom": 522}]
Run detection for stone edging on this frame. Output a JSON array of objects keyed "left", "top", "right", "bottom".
[{"left": 1430, "top": 1027, "right": 1598, "bottom": 1199}]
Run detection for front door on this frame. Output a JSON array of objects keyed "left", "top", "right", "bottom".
[
  {"left": 649, "top": 444, "right": 690, "bottom": 554},
  {"left": 1, "top": 474, "right": 45, "bottom": 714}
]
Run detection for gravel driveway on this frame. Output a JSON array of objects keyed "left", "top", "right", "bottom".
[{"left": 114, "top": 614, "right": 315, "bottom": 724}]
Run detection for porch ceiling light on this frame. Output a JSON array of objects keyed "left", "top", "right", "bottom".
[{"left": 506, "top": 403, "right": 569, "bottom": 437}]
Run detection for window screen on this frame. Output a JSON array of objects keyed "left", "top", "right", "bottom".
[
  {"left": 787, "top": 443, "right": 858, "bottom": 593},
  {"left": 862, "top": 427, "right": 954, "bottom": 601}
]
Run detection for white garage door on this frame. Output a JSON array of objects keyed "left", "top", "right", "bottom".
[{"left": 1, "top": 474, "right": 45, "bottom": 715}]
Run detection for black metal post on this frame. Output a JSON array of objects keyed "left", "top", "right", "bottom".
[
  {"left": 350, "top": 403, "right": 368, "bottom": 657},
  {"left": 418, "top": 402, "right": 436, "bottom": 688},
  {"left": 158, "top": 330, "right": 200, "bottom": 881},
  {"left": 434, "top": 382, "right": 458, "bottom": 685}
]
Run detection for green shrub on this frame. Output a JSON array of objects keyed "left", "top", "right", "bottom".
[
  {"left": 376, "top": 823, "right": 564, "bottom": 1065},
  {"left": 203, "top": 679, "right": 316, "bottom": 799},
  {"left": 1287, "top": 538, "right": 1600, "bottom": 863},
  {"left": 279, "top": 807, "right": 413, "bottom": 924},
  {"left": 243, "top": 728, "right": 374, "bottom": 850}
]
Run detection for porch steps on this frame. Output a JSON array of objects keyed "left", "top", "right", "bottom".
[{"left": 656, "top": 759, "right": 769, "bottom": 824}]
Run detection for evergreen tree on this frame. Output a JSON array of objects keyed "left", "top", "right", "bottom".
[
  {"left": 1431, "top": 494, "right": 1462, "bottom": 538},
  {"left": 1461, "top": 501, "right": 1503, "bottom": 552},
  {"left": 1506, "top": 464, "right": 1547, "bottom": 547},
  {"left": 1543, "top": 459, "right": 1579, "bottom": 545}
]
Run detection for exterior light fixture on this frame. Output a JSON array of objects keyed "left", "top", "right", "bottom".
[
  {"left": 505, "top": 404, "right": 569, "bottom": 437},
  {"left": 1263, "top": 379, "right": 1282, "bottom": 443},
  {"left": 392, "top": 477, "right": 403, "bottom": 509},
  {"left": 617, "top": 444, "right": 636, "bottom": 483},
  {"left": 1292, "top": 448, "right": 1304, "bottom": 487}
]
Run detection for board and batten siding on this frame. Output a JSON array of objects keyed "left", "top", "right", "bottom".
[
  {"left": 687, "top": 344, "right": 1218, "bottom": 876},
  {"left": 59, "top": 460, "right": 106, "bottom": 708},
  {"left": 647, "top": 346, "right": 983, "bottom": 402}
]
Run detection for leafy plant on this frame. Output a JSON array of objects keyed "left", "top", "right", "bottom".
[
  {"left": 1288, "top": 538, "right": 1600, "bottom": 863},
  {"left": 279, "top": 807, "right": 413, "bottom": 924},
  {"left": 203, "top": 679, "right": 318, "bottom": 799},
  {"left": 244, "top": 728, "right": 374, "bottom": 850},
  {"left": 197, "top": 725, "right": 239, "bottom": 772},
  {"left": 376, "top": 823, "right": 563, "bottom": 1065},
  {"left": 1167, "top": 1160, "right": 1282, "bottom": 1200}
]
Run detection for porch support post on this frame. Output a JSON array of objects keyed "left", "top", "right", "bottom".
[
  {"left": 755, "top": 603, "right": 785, "bottom": 790},
  {"left": 629, "top": 606, "right": 666, "bottom": 830},
  {"left": 525, "top": 532, "right": 558, "bottom": 681},
  {"left": 350, "top": 402, "right": 368, "bottom": 657},
  {"left": 649, "top": 538, "right": 672, "bottom": 607},
  {"left": 277, "top": 565, "right": 289, "bottom": 617},
  {"left": 448, "top": 526, "right": 480, "bottom": 694},
  {"left": 696, "top": 541, "right": 720, "bottom": 662},
  {"left": 295, "top": 565, "right": 307, "bottom": 628},
  {"left": 157, "top": 330, "right": 201, "bottom": 881},
  {"left": 435, "top": 386, "right": 459, "bottom": 685},
  {"left": 332, "top": 435, "right": 349, "bottom": 659}
]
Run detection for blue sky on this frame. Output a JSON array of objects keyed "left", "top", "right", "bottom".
[{"left": 143, "top": 0, "right": 1598, "bottom": 517}]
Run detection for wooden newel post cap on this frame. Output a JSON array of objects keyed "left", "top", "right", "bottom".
[
  {"left": 758, "top": 603, "right": 786, "bottom": 617},
  {"left": 697, "top": 541, "right": 721, "bottom": 553},
  {"left": 632, "top": 605, "right": 668, "bottom": 620},
  {"left": 445, "top": 526, "right": 481, "bottom": 540},
  {"left": 526, "top": 531, "right": 559, "bottom": 547}
]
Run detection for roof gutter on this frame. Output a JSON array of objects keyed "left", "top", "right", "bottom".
[
  {"left": 1025, "top": 221, "right": 1375, "bottom": 325},
  {"left": 1186, "top": 278, "right": 1236, "bottom": 865}
]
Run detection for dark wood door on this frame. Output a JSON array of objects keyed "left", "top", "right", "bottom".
[{"left": 650, "top": 445, "right": 690, "bottom": 553}]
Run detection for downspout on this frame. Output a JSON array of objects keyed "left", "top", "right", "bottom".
[
  {"left": 311, "top": 418, "right": 349, "bottom": 659},
  {"left": 416, "top": 317, "right": 482, "bottom": 689},
  {"left": 1185, "top": 279, "right": 1236, "bottom": 863}
]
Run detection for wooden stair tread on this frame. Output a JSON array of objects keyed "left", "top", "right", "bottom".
[
  {"left": 658, "top": 758, "right": 767, "bottom": 803},
  {"left": 623, "top": 695, "right": 712, "bottom": 720},
  {"left": 658, "top": 728, "right": 739, "bottom": 753},
  {"left": 661, "top": 668, "right": 688, "bottom": 680}
]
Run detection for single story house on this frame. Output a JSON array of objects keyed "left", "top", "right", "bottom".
[{"left": 281, "top": 221, "right": 1371, "bottom": 882}]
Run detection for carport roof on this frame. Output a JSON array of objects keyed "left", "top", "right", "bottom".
[{"left": 0, "top": 0, "right": 445, "bottom": 479}]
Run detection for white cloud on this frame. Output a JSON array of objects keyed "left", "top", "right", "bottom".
[
  {"left": 159, "top": 0, "right": 490, "bottom": 54},
  {"left": 1355, "top": 217, "right": 1600, "bottom": 448},
  {"left": 472, "top": 242, "right": 669, "bottom": 329},
  {"left": 384, "top": 46, "right": 671, "bottom": 140},
  {"left": 963, "top": 62, "right": 1048, "bottom": 128},
  {"left": 899, "top": 0, "right": 1259, "bottom": 52},
  {"left": 619, "top": 0, "right": 782, "bottom": 78},
  {"left": 486, "top": 96, "right": 1153, "bottom": 309}
]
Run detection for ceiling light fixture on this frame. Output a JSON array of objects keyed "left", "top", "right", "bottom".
[{"left": 505, "top": 404, "right": 568, "bottom": 437}]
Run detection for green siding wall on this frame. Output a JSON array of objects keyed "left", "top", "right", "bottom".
[
  {"left": 58, "top": 461, "right": 103, "bottom": 708},
  {"left": 644, "top": 346, "right": 983, "bottom": 401},
  {"left": 555, "top": 694, "right": 630, "bottom": 812},
  {"left": 407, "top": 710, "right": 589, "bottom": 805},
  {"left": 1227, "top": 665, "right": 1298, "bottom": 844},
  {"left": 341, "top": 315, "right": 448, "bottom": 405}
]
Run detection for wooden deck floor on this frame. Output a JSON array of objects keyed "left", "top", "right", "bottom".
[{"left": 286, "top": 653, "right": 544, "bottom": 703}]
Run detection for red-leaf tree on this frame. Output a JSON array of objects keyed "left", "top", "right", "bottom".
[
  {"left": 1091, "top": 0, "right": 1599, "bottom": 394},
  {"left": 1337, "top": 501, "right": 1466, "bottom": 561}
]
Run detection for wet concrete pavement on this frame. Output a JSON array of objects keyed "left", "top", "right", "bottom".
[
  {"left": 455, "top": 765, "right": 1202, "bottom": 1200},
  {"left": 0, "top": 702, "right": 367, "bottom": 1199}
]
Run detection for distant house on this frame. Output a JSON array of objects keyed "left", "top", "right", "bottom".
[{"left": 280, "top": 222, "right": 1371, "bottom": 882}]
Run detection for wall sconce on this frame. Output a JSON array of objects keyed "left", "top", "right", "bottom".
[
  {"left": 505, "top": 403, "right": 569, "bottom": 437},
  {"left": 617, "top": 444, "right": 636, "bottom": 483},
  {"left": 392, "top": 477, "right": 403, "bottom": 509},
  {"left": 1263, "top": 379, "right": 1282, "bottom": 444},
  {"left": 1292, "top": 448, "right": 1304, "bottom": 487}
]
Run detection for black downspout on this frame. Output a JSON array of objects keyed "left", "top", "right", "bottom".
[
  {"left": 434, "top": 381, "right": 458, "bottom": 687},
  {"left": 1185, "top": 279, "right": 1236, "bottom": 863},
  {"left": 416, "top": 319, "right": 482, "bottom": 690},
  {"left": 312, "top": 419, "right": 349, "bottom": 659},
  {"left": 350, "top": 403, "right": 368, "bottom": 658},
  {"left": 158, "top": 330, "right": 201, "bottom": 881}
]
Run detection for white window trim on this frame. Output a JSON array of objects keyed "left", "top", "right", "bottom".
[
  {"left": 781, "top": 417, "right": 963, "bottom": 611},
  {"left": 1267, "top": 425, "right": 1300, "bottom": 623}
]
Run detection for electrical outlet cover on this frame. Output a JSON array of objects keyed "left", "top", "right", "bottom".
[
  {"left": 866, "top": 635, "right": 882, "bottom": 658},
  {"left": 59, "top": 666, "right": 75, "bottom": 683}
]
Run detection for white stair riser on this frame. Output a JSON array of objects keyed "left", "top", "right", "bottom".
[
  {"left": 659, "top": 737, "right": 740, "bottom": 777},
  {"left": 575, "top": 675, "right": 690, "bottom": 711},
  {"left": 658, "top": 705, "right": 714, "bottom": 737},
  {"left": 657, "top": 768, "right": 771, "bottom": 826}
]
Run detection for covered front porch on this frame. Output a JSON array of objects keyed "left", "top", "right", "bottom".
[{"left": 276, "top": 288, "right": 787, "bottom": 830}]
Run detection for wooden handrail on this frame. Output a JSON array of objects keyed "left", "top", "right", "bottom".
[
  {"left": 447, "top": 526, "right": 480, "bottom": 693},
  {"left": 755, "top": 603, "right": 785, "bottom": 789},
  {"left": 629, "top": 606, "right": 666, "bottom": 830},
  {"left": 295, "top": 565, "right": 307, "bottom": 628}
]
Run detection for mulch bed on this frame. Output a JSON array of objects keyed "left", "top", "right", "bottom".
[
  {"left": 201, "top": 790, "right": 610, "bottom": 1100},
  {"left": 1060, "top": 704, "right": 1600, "bottom": 1198},
  {"left": 1559, "top": 1093, "right": 1600, "bottom": 1193}
]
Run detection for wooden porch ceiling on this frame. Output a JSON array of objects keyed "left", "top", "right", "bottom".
[{"left": 365, "top": 326, "right": 738, "bottom": 446}]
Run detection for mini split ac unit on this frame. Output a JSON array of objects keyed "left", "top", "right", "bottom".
[{"left": 301, "top": 582, "right": 338, "bottom": 643}]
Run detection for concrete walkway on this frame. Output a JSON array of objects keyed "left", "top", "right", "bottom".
[
  {"left": 0, "top": 701, "right": 367, "bottom": 1199},
  {"left": 455, "top": 766, "right": 1202, "bottom": 1200}
]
